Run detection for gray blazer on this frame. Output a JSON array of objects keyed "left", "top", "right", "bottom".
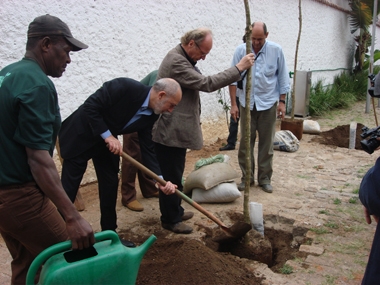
[{"left": 152, "top": 44, "right": 241, "bottom": 150}]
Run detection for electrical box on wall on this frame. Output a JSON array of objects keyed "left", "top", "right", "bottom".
[{"left": 294, "top": 71, "right": 312, "bottom": 117}]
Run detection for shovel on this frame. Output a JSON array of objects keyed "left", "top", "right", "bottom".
[{"left": 121, "top": 151, "right": 251, "bottom": 242}]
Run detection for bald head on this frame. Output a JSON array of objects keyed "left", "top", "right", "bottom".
[
  {"left": 251, "top": 21, "right": 268, "bottom": 34},
  {"left": 150, "top": 78, "right": 182, "bottom": 114},
  {"left": 251, "top": 21, "right": 268, "bottom": 54}
]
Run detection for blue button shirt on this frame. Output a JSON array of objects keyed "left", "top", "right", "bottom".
[
  {"left": 100, "top": 90, "right": 153, "bottom": 139},
  {"left": 231, "top": 40, "right": 290, "bottom": 111}
]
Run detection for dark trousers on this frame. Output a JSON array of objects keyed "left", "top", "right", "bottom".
[
  {"left": 61, "top": 142, "right": 120, "bottom": 231},
  {"left": 362, "top": 222, "right": 380, "bottom": 284},
  {"left": 154, "top": 143, "right": 186, "bottom": 224},
  {"left": 227, "top": 98, "right": 240, "bottom": 147},
  {"left": 0, "top": 183, "right": 68, "bottom": 284},
  {"left": 121, "top": 133, "right": 157, "bottom": 205}
]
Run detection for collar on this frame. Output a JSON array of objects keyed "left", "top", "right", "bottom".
[
  {"left": 141, "top": 90, "right": 151, "bottom": 110},
  {"left": 252, "top": 41, "right": 267, "bottom": 56},
  {"left": 179, "top": 44, "right": 197, "bottom": 66}
]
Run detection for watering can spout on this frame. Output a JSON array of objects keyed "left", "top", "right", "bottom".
[
  {"left": 130, "top": 234, "right": 157, "bottom": 259},
  {"left": 122, "top": 234, "right": 157, "bottom": 278},
  {"left": 26, "top": 231, "right": 157, "bottom": 285}
]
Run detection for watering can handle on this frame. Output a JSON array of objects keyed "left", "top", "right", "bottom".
[{"left": 25, "top": 230, "right": 120, "bottom": 285}]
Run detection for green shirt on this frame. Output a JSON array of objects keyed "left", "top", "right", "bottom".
[
  {"left": 140, "top": 70, "right": 158, "bottom": 86},
  {"left": 0, "top": 58, "right": 61, "bottom": 185}
]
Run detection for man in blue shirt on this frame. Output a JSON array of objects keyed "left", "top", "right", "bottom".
[{"left": 229, "top": 22, "right": 290, "bottom": 193}]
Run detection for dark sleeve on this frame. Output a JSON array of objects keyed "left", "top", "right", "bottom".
[
  {"left": 137, "top": 127, "right": 162, "bottom": 176},
  {"left": 374, "top": 73, "right": 380, "bottom": 96},
  {"left": 82, "top": 78, "right": 140, "bottom": 136}
]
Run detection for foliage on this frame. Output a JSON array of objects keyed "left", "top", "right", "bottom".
[
  {"left": 348, "top": 0, "right": 380, "bottom": 73},
  {"left": 349, "top": 197, "right": 358, "bottom": 204},
  {"left": 348, "top": 0, "right": 373, "bottom": 33},
  {"left": 333, "top": 198, "right": 342, "bottom": 205},
  {"left": 279, "top": 264, "right": 294, "bottom": 274},
  {"left": 217, "top": 88, "right": 230, "bottom": 127},
  {"left": 308, "top": 69, "right": 377, "bottom": 116},
  {"left": 310, "top": 227, "right": 329, "bottom": 234},
  {"left": 363, "top": 49, "right": 380, "bottom": 70},
  {"left": 325, "top": 221, "right": 339, "bottom": 229}
]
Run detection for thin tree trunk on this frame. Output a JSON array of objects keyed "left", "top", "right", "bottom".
[
  {"left": 243, "top": 0, "right": 252, "bottom": 225},
  {"left": 291, "top": 0, "right": 302, "bottom": 119}
]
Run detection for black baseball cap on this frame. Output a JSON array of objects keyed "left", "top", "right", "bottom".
[{"left": 27, "top": 14, "right": 88, "bottom": 51}]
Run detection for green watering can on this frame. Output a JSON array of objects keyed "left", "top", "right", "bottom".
[{"left": 26, "top": 230, "right": 156, "bottom": 285}]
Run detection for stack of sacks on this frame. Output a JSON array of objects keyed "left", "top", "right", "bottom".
[{"left": 183, "top": 161, "right": 241, "bottom": 203}]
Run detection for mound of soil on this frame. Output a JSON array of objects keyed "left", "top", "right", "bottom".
[
  {"left": 311, "top": 123, "right": 365, "bottom": 150},
  {"left": 136, "top": 238, "right": 263, "bottom": 285}
]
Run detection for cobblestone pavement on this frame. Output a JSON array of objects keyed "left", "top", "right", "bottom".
[{"left": 1, "top": 101, "right": 379, "bottom": 284}]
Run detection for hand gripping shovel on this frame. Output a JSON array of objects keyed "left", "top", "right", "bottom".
[{"left": 121, "top": 151, "right": 251, "bottom": 242}]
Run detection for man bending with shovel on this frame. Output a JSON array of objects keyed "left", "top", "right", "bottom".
[{"left": 59, "top": 77, "right": 181, "bottom": 247}]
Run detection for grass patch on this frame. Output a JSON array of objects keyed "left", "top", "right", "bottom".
[
  {"left": 279, "top": 264, "right": 293, "bottom": 274},
  {"left": 325, "top": 221, "right": 338, "bottom": 229},
  {"left": 333, "top": 198, "right": 341, "bottom": 205},
  {"left": 310, "top": 227, "right": 329, "bottom": 234},
  {"left": 343, "top": 223, "right": 365, "bottom": 233},
  {"left": 319, "top": 210, "right": 330, "bottom": 215},
  {"left": 322, "top": 274, "right": 338, "bottom": 285},
  {"left": 296, "top": 174, "right": 312, "bottom": 179},
  {"left": 336, "top": 205, "right": 364, "bottom": 223},
  {"left": 349, "top": 197, "right": 358, "bottom": 204},
  {"left": 333, "top": 240, "right": 365, "bottom": 255}
]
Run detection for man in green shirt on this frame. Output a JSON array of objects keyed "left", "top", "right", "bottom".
[{"left": 0, "top": 14, "right": 94, "bottom": 284}]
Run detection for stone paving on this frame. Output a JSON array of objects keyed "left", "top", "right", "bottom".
[{"left": 1, "top": 101, "right": 379, "bottom": 284}]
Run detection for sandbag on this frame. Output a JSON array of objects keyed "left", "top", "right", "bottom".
[
  {"left": 191, "top": 182, "right": 241, "bottom": 203},
  {"left": 183, "top": 162, "right": 238, "bottom": 194},
  {"left": 273, "top": 130, "right": 299, "bottom": 152},
  {"left": 303, "top": 119, "right": 321, "bottom": 134}
]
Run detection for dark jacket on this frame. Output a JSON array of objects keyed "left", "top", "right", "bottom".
[{"left": 59, "top": 77, "right": 160, "bottom": 173}]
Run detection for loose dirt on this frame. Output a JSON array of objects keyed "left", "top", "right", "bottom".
[{"left": 0, "top": 100, "right": 379, "bottom": 285}]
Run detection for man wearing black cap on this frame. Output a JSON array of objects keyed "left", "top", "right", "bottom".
[{"left": 0, "top": 15, "right": 94, "bottom": 284}]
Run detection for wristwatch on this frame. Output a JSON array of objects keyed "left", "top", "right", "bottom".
[{"left": 279, "top": 100, "right": 286, "bottom": 104}]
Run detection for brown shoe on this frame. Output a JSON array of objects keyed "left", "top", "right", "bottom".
[
  {"left": 125, "top": 200, "right": 144, "bottom": 211},
  {"left": 182, "top": 211, "right": 194, "bottom": 221},
  {"left": 162, "top": 222, "right": 193, "bottom": 234}
]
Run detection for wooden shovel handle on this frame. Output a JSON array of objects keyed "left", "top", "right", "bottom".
[{"left": 120, "top": 151, "right": 227, "bottom": 228}]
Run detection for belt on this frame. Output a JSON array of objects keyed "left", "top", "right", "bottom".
[{"left": 0, "top": 181, "right": 37, "bottom": 190}]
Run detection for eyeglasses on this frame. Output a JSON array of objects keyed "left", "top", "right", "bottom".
[{"left": 195, "top": 42, "right": 209, "bottom": 57}]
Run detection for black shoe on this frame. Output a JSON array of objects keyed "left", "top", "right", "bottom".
[
  {"left": 219, "top": 144, "right": 235, "bottom": 151},
  {"left": 261, "top": 184, "right": 273, "bottom": 193},
  {"left": 120, "top": 238, "right": 136, "bottom": 248},
  {"left": 237, "top": 181, "right": 255, "bottom": 191},
  {"left": 162, "top": 222, "right": 193, "bottom": 234}
]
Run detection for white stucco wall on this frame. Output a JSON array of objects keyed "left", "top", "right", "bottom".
[{"left": 1, "top": 0, "right": 380, "bottom": 183}]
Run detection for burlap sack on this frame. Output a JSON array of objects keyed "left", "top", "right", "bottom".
[
  {"left": 183, "top": 162, "right": 238, "bottom": 194},
  {"left": 191, "top": 182, "right": 241, "bottom": 203},
  {"left": 303, "top": 119, "right": 321, "bottom": 134}
]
